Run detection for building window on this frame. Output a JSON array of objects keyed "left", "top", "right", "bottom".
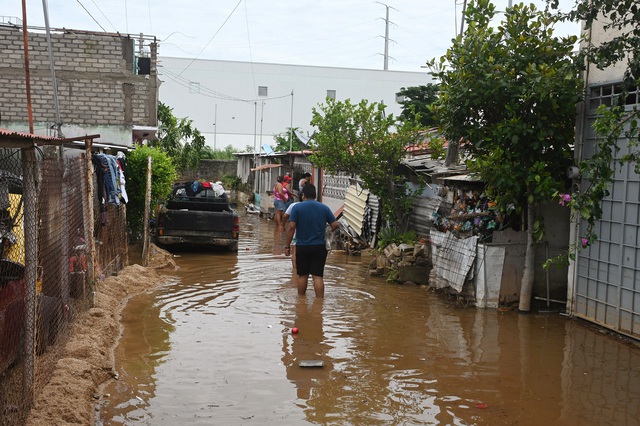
[
  {"left": 327, "top": 90, "right": 336, "bottom": 100},
  {"left": 589, "top": 83, "right": 639, "bottom": 111},
  {"left": 258, "top": 86, "right": 268, "bottom": 97},
  {"left": 189, "top": 82, "right": 200, "bottom": 94}
]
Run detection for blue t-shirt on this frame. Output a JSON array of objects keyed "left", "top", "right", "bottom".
[{"left": 289, "top": 200, "right": 336, "bottom": 246}]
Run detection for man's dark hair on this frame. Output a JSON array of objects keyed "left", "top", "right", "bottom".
[
  {"left": 301, "top": 183, "right": 317, "bottom": 200},
  {"left": 303, "top": 172, "right": 312, "bottom": 178}
]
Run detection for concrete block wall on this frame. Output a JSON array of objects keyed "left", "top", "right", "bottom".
[{"left": 0, "top": 26, "right": 157, "bottom": 129}]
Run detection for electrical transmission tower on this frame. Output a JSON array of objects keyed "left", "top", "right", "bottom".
[{"left": 376, "top": 2, "right": 397, "bottom": 70}]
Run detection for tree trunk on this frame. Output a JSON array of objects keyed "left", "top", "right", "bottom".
[
  {"left": 444, "top": 139, "right": 459, "bottom": 167},
  {"left": 518, "top": 202, "right": 536, "bottom": 312}
]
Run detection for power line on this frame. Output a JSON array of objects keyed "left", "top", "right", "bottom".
[
  {"left": 75, "top": 0, "right": 106, "bottom": 32},
  {"left": 160, "top": 67, "right": 293, "bottom": 103},
  {"left": 87, "top": 0, "right": 117, "bottom": 32},
  {"left": 175, "top": 0, "right": 243, "bottom": 77}
]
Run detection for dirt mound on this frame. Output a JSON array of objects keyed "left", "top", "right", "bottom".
[{"left": 25, "top": 246, "right": 176, "bottom": 425}]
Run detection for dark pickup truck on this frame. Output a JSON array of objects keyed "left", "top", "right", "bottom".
[{"left": 155, "top": 182, "right": 239, "bottom": 251}]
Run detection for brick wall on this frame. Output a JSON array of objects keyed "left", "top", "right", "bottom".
[{"left": 0, "top": 26, "right": 157, "bottom": 128}]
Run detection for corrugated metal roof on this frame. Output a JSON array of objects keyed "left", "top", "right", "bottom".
[
  {"left": 443, "top": 173, "right": 482, "bottom": 183},
  {"left": 344, "top": 185, "right": 369, "bottom": 236},
  {"left": 0, "top": 128, "right": 102, "bottom": 148},
  {"left": 0, "top": 128, "right": 60, "bottom": 141},
  {"left": 410, "top": 197, "right": 442, "bottom": 237},
  {"left": 342, "top": 184, "right": 379, "bottom": 247},
  {"left": 402, "top": 154, "right": 468, "bottom": 179}
]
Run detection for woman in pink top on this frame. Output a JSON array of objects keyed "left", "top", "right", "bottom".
[{"left": 273, "top": 176, "right": 289, "bottom": 231}]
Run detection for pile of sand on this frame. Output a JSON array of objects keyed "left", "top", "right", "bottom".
[{"left": 25, "top": 244, "right": 176, "bottom": 425}]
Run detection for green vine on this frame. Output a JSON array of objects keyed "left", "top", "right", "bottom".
[{"left": 545, "top": 102, "right": 639, "bottom": 268}]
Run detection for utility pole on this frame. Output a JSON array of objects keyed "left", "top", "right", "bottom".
[
  {"left": 460, "top": 0, "right": 468, "bottom": 36},
  {"left": 376, "top": 2, "right": 396, "bottom": 71},
  {"left": 289, "top": 90, "right": 294, "bottom": 151},
  {"left": 213, "top": 103, "right": 217, "bottom": 151}
]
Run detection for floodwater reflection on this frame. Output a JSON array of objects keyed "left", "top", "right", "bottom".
[{"left": 99, "top": 213, "right": 640, "bottom": 425}]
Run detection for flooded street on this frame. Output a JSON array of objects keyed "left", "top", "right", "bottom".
[{"left": 100, "top": 213, "right": 640, "bottom": 425}]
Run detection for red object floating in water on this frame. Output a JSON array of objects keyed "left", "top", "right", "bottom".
[
  {"left": 475, "top": 403, "right": 488, "bottom": 409},
  {"left": 292, "top": 327, "right": 299, "bottom": 334}
]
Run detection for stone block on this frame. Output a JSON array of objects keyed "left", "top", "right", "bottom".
[{"left": 383, "top": 243, "right": 397, "bottom": 258}]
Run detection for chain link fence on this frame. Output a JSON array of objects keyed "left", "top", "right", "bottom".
[{"left": 0, "top": 145, "right": 128, "bottom": 426}]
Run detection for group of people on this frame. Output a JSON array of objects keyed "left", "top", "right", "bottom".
[{"left": 273, "top": 172, "right": 338, "bottom": 299}]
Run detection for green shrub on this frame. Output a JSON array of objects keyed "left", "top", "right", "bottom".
[
  {"left": 126, "top": 145, "right": 177, "bottom": 241},
  {"left": 220, "top": 174, "right": 243, "bottom": 192},
  {"left": 377, "top": 227, "right": 417, "bottom": 250}
]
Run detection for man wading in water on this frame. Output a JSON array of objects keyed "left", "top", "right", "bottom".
[{"left": 284, "top": 184, "right": 338, "bottom": 298}]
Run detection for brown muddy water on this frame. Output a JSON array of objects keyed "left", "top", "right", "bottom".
[{"left": 99, "top": 213, "right": 640, "bottom": 425}]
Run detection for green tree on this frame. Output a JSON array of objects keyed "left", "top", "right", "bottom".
[
  {"left": 126, "top": 145, "right": 177, "bottom": 241},
  {"left": 151, "top": 102, "right": 208, "bottom": 173},
  {"left": 309, "top": 98, "right": 423, "bottom": 230},
  {"left": 201, "top": 144, "right": 238, "bottom": 160},
  {"left": 272, "top": 127, "right": 307, "bottom": 152},
  {"left": 429, "top": 0, "right": 582, "bottom": 311},
  {"left": 396, "top": 84, "right": 440, "bottom": 127}
]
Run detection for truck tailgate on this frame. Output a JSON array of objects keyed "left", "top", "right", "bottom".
[{"left": 156, "top": 210, "right": 238, "bottom": 248}]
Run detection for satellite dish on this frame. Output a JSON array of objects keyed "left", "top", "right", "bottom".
[
  {"left": 262, "top": 144, "right": 274, "bottom": 155},
  {"left": 295, "top": 130, "right": 311, "bottom": 146}
]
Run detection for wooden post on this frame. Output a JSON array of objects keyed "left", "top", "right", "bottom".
[
  {"left": 83, "top": 139, "right": 96, "bottom": 305},
  {"left": 21, "top": 146, "right": 37, "bottom": 404},
  {"left": 142, "top": 156, "right": 152, "bottom": 266}
]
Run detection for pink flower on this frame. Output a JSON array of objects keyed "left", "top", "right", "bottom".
[
  {"left": 558, "top": 193, "right": 571, "bottom": 206},
  {"left": 581, "top": 237, "right": 588, "bottom": 248}
]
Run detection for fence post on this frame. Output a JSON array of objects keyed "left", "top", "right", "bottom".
[
  {"left": 142, "top": 156, "right": 152, "bottom": 266},
  {"left": 21, "top": 146, "right": 37, "bottom": 405},
  {"left": 83, "top": 139, "right": 96, "bottom": 305}
]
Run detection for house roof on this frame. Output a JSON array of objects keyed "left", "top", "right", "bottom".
[
  {"left": 0, "top": 128, "right": 103, "bottom": 149},
  {"left": 402, "top": 154, "right": 468, "bottom": 179},
  {"left": 250, "top": 163, "right": 283, "bottom": 172}
]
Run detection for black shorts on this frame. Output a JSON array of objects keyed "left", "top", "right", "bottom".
[{"left": 295, "top": 244, "right": 328, "bottom": 277}]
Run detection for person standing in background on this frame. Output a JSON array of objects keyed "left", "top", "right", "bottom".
[
  {"left": 283, "top": 200, "right": 299, "bottom": 280},
  {"left": 273, "top": 176, "right": 289, "bottom": 231},
  {"left": 298, "top": 172, "right": 311, "bottom": 192}
]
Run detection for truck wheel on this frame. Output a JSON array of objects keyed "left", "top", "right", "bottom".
[{"left": 229, "top": 242, "right": 238, "bottom": 252}]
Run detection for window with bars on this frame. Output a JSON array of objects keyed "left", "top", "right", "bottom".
[{"left": 589, "top": 83, "right": 639, "bottom": 110}]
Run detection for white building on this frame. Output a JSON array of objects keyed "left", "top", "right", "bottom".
[{"left": 158, "top": 57, "right": 431, "bottom": 152}]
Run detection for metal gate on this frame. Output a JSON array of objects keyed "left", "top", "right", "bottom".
[{"left": 573, "top": 82, "right": 640, "bottom": 339}]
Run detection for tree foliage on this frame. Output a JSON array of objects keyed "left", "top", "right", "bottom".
[
  {"left": 272, "top": 127, "right": 307, "bottom": 152},
  {"left": 309, "top": 98, "right": 422, "bottom": 230},
  {"left": 431, "top": 0, "right": 581, "bottom": 211},
  {"left": 150, "top": 102, "right": 208, "bottom": 173},
  {"left": 202, "top": 144, "right": 240, "bottom": 160},
  {"left": 396, "top": 84, "right": 440, "bottom": 127},
  {"left": 125, "top": 145, "right": 177, "bottom": 241},
  {"left": 428, "top": 0, "right": 582, "bottom": 310}
]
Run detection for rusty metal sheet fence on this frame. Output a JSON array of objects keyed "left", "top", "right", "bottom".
[{"left": 0, "top": 146, "right": 128, "bottom": 426}]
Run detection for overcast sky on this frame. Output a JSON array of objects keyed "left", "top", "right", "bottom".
[{"left": 2, "top": 0, "right": 580, "bottom": 72}]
